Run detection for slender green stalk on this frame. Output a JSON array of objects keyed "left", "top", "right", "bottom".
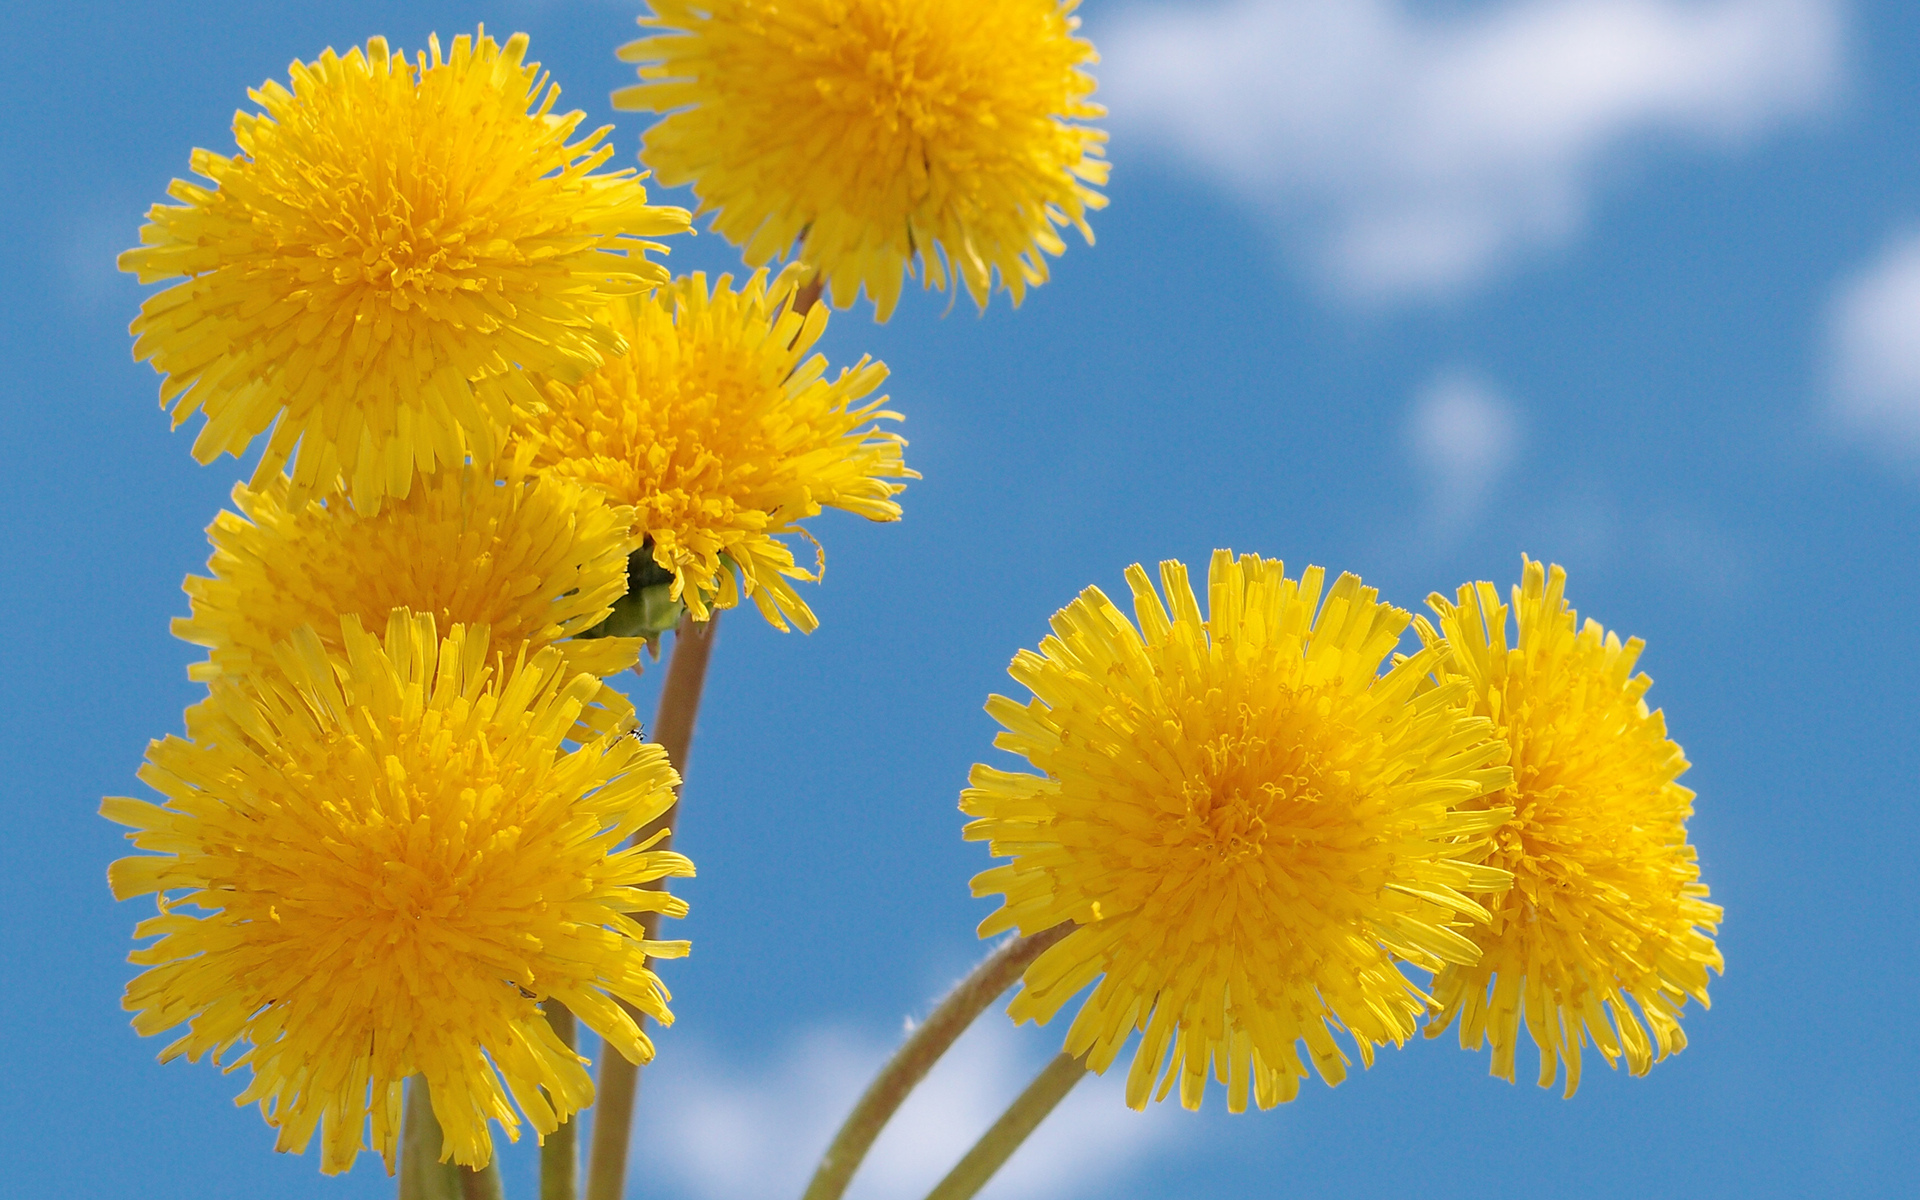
[
  {"left": 400, "top": 1076, "right": 502, "bottom": 1200},
  {"left": 459, "top": 1160, "right": 506, "bottom": 1200},
  {"left": 922, "top": 1052, "right": 1089, "bottom": 1200},
  {"left": 542, "top": 1002, "right": 579, "bottom": 1200},
  {"left": 401, "top": 1076, "right": 461, "bottom": 1200},
  {"left": 800, "top": 922, "right": 1074, "bottom": 1200},
  {"left": 585, "top": 614, "right": 721, "bottom": 1200}
]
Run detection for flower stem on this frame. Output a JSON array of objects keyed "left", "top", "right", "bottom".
[
  {"left": 459, "top": 1160, "right": 506, "bottom": 1200},
  {"left": 542, "top": 1002, "right": 579, "bottom": 1200},
  {"left": 922, "top": 1052, "right": 1089, "bottom": 1200},
  {"left": 400, "top": 1076, "right": 502, "bottom": 1200},
  {"left": 799, "top": 922, "right": 1073, "bottom": 1200},
  {"left": 792, "top": 273, "right": 826, "bottom": 316},
  {"left": 585, "top": 613, "right": 721, "bottom": 1200},
  {"left": 400, "top": 1077, "right": 460, "bottom": 1200}
]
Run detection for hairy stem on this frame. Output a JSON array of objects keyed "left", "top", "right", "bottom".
[
  {"left": 585, "top": 614, "right": 721, "bottom": 1200},
  {"left": 799, "top": 922, "right": 1073, "bottom": 1200},
  {"left": 922, "top": 1052, "right": 1089, "bottom": 1200}
]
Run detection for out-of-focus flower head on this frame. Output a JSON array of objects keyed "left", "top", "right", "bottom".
[{"left": 615, "top": 0, "right": 1107, "bottom": 320}]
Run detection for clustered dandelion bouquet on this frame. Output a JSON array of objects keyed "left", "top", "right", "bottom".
[{"left": 103, "top": 5, "right": 1722, "bottom": 1200}]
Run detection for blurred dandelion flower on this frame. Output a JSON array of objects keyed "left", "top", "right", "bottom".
[
  {"left": 174, "top": 461, "right": 643, "bottom": 700},
  {"left": 1419, "top": 559, "right": 1722, "bottom": 1095},
  {"left": 120, "top": 29, "right": 690, "bottom": 512},
  {"left": 615, "top": 0, "right": 1108, "bottom": 320},
  {"left": 513, "top": 266, "right": 914, "bottom": 633},
  {"left": 963, "top": 551, "right": 1513, "bottom": 1111},
  {"left": 103, "top": 613, "right": 692, "bottom": 1174}
]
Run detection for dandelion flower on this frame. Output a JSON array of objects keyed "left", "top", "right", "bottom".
[
  {"left": 513, "top": 266, "right": 914, "bottom": 633},
  {"left": 120, "top": 29, "right": 691, "bottom": 512},
  {"left": 103, "top": 612, "right": 693, "bottom": 1173},
  {"left": 174, "top": 460, "right": 643, "bottom": 692},
  {"left": 615, "top": 0, "right": 1108, "bottom": 320},
  {"left": 963, "top": 551, "right": 1514, "bottom": 1111},
  {"left": 1418, "top": 559, "right": 1722, "bottom": 1095}
]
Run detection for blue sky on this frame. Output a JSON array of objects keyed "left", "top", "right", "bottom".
[{"left": 4, "top": 1, "right": 1917, "bottom": 1197}]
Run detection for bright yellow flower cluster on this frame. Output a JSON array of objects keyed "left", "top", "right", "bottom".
[
  {"left": 106, "top": 615, "right": 690, "bottom": 1173},
  {"left": 109, "top": 14, "right": 931, "bottom": 1178},
  {"left": 108, "top": 28, "right": 743, "bottom": 1178},
  {"left": 514, "top": 266, "right": 916, "bottom": 632},
  {"left": 102, "top": 6, "right": 1725, "bottom": 1195},
  {"left": 616, "top": 0, "right": 1108, "bottom": 319},
  {"left": 967, "top": 553, "right": 1720, "bottom": 1110}
]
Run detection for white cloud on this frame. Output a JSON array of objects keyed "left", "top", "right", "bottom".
[
  {"left": 1828, "top": 230, "right": 1920, "bottom": 454},
  {"left": 642, "top": 1017, "right": 1180, "bottom": 1200},
  {"left": 1406, "top": 371, "right": 1521, "bottom": 535},
  {"left": 1099, "top": 0, "right": 1843, "bottom": 300}
]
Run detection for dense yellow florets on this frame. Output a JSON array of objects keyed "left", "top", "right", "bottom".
[
  {"left": 120, "top": 29, "right": 691, "bottom": 511},
  {"left": 513, "top": 266, "right": 914, "bottom": 632},
  {"left": 103, "top": 613, "right": 692, "bottom": 1174},
  {"left": 174, "top": 461, "right": 643, "bottom": 692},
  {"left": 1418, "top": 559, "right": 1723, "bottom": 1095},
  {"left": 964, "top": 551, "right": 1514, "bottom": 1111},
  {"left": 615, "top": 0, "right": 1108, "bottom": 320}
]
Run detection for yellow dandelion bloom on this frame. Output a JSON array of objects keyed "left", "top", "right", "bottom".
[
  {"left": 119, "top": 29, "right": 692, "bottom": 512},
  {"left": 1418, "top": 558, "right": 1722, "bottom": 1095},
  {"left": 615, "top": 0, "right": 1109, "bottom": 320},
  {"left": 514, "top": 266, "right": 915, "bottom": 633},
  {"left": 103, "top": 613, "right": 693, "bottom": 1174},
  {"left": 963, "top": 551, "right": 1515, "bottom": 1112},
  {"left": 173, "top": 460, "right": 644, "bottom": 697}
]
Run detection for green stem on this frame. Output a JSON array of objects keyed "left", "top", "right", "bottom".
[
  {"left": 401, "top": 1076, "right": 460, "bottom": 1200},
  {"left": 459, "top": 1160, "right": 506, "bottom": 1200},
  {"left": 400, "top": 1076, "right": 476, "bottom": 1200},
  {"left": 799, "top": 922, "right": 1073, "bottom": 1200},
  {"left": 542, "top": 1002, "right": 579, "bottom": 1200},
  {"left": 922, "top": 1052, "right": 1089, "bottom": 1200},
  {"left": 585, "top": 614, "right": 720, "bottom": 1200}
]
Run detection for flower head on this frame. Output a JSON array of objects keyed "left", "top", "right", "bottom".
[
  {"left": 174, "top": 460, "right": 643, "bottom": 695},
  {"left": 963, "top": 551, "right": 1514, "bottom": 1111},
  {"left": 615, "top": 0, "right": 1108, "bottom": 320},
  {"left": 120, "top": 29, "right": 691, "bottom": 512},
  {"left": 104, "top": 613, "right": 692, "bottom": 1173},
  {"left": 513, "top": 266, "right": 914, "bottom": 633},
  {"left": 1418, "top": 559, "right": 1722, "bottom": 1095}
]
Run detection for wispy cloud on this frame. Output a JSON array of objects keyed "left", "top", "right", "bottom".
[
  {"left": 1406, "top": 371, "right": 1522, "bottom": 538},
  {"left": 1100, "top": 0, "right": 1843, "bottom": 301},
  {"left": 642, "top": 1016, "right": 1180, "bottom": 1200},
  {"left": 1828, "top": 229, "right": 1920, "bottom": 457}
]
